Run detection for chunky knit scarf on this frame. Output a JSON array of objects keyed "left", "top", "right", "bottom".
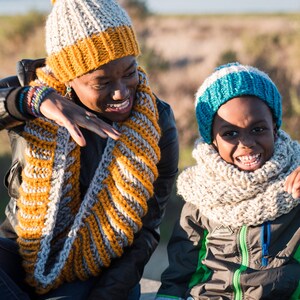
[
  {"left": 178, "top": 130, "right": 300, "bottom": 228},
  {"left": 16, "top": 67, "right": 161, "bottom": 294}
]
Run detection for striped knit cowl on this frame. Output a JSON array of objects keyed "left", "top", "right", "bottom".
[
  {"left": 177, "top": 130, "right": 300, "bottom": 229},
  {"left": 16, "top": 67, "right": 161, "bottom": 294}
]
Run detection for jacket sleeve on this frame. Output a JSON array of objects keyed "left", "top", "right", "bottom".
[
  {"left": 0, "top": 87, "right": 27, "bottom": 130},
  {"left": 0, "top": 58, "right": 45, "bottom": 130},
  {"left": 87, "top": 100, "right": 179, "bottom": 300},
  {"left": 156, "top": 202, "right": 205, "bottom": 300}
]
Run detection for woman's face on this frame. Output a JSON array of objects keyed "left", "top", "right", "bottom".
[
  {"left": 212, "top": 96, "right": 276, "bottom": 171},
  {"left": 70, "top": 56, "right": 139, "bottom": 122}
]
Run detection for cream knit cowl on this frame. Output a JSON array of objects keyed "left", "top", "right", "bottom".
[{"left": 177, "top": 130, "right": 300, "bottom": 228}]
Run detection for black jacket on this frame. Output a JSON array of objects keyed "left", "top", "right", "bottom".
[{"left": 0, "top": 59, "right": 179, "bottom": 299}]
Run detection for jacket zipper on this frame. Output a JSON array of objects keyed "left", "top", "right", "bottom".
[
  {"left": 233, "top": 225, "right": 249, "bottom": 300},
  {"left": 261, "top": 222, "right": 271, "bottom": 266}
]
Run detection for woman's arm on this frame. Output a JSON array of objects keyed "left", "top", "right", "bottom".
[{"left": 0, "top": 81, "right": 120, "bottom": 145}]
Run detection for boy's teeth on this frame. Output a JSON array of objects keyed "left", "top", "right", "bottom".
[{"left": 238, "top": 154, "right": 260, "bottom": 162}]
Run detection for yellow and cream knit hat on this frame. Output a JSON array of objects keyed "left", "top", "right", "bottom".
[{"left": 46, "top": 0, "right": 140, "bottom": 83}]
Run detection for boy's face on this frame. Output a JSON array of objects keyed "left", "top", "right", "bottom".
[{"left": 212, "top": 96, "right": 276, "bottom": 171}]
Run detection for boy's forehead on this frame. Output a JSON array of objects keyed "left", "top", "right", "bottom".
[{"left": 216, "top": 96, "right": 274, "bottom": 122}]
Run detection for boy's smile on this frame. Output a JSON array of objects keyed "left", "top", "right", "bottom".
[{"left": 212, "top": 96, "right": 276, "bottom": 171}]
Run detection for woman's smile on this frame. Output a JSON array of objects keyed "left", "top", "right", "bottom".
[
  {"left": 105, "top": 97, "right": 132, "bottom": 113},
  {"left": 70, "top": 56, "right": 139, "bottom": 122}
]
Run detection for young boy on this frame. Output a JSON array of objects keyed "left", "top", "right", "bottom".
[{"left": 156, "top": 63, "right": 300, "bottom": 300}]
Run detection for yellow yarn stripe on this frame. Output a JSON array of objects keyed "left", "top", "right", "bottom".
[
  {"left": 119, "top": 135, "right": 158, "bottom": 179},
  {"left": 108, "top": 162, "right": 148, "bottom": 216},
  {"left": 134, "top": 103, "right": 161, "bottom": 134},
  {"left": 92, "top": 190, "right": 124, "bottom": 256},
  {"left": 18, "top": 68, "right": 160, "bottom": 294},
  {"left": 94, "top": 175, "right": 136, "bottom": 243},
  {"left": 47, "top": 26, "right": 140, "bottom": 83},
  {"left": 80, "top": 227, "right": 100, "bottom": 277},
  {"left": 85, "top": 214, "right": 111, "bottom": 267},
  {"left": 126, "top": 119, "right": 161, "bottom": 164},
  {"left": 113, "top": 147, "right": 154, "bottom": 196},
  {"left": 105, "top": 177, "right": 142, "bottom": 228}
]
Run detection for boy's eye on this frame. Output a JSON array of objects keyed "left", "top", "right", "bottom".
[
  {"left": 252, "top": 127, "right": 265, "bottom": 133},
  {"left": 222, "top": 131, "right": 238, "bottom": 137}
]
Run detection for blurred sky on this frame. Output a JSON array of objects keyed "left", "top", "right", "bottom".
[{"left": 0, "top": 0, "right": 299, "bottom": 15}]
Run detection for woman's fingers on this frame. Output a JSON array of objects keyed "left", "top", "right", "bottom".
[
  {"left": 79, "top": 113, "right": 121, "bottom": 140},
  {"left": 39, "top": 95, "right": 121, "bottom": 146},
  {"left": 62, "top": 120, "right": 87, "bottom": 147}
]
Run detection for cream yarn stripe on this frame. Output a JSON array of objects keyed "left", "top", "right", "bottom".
[
  {"left": 46, "top": 0, "right": 132, "bottom": 52},
  {"left": 195, "top": 64, "right": 274, "bottom": 102},
  {"left": 16, "top": 67, "right": 161, "bottom": 293},
  {"left": 178, "top": 130, "right": 300, "bottom": 228}
]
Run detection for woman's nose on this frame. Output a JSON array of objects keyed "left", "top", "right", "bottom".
[{"left": 111, "top": 82, "right": 127, "bottom": 101}]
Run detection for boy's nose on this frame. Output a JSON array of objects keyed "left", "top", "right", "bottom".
[{"left": 239, "top": 135, "right": 255, "bottom": 148}]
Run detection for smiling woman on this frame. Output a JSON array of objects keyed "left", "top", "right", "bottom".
[
  {"left": 0, "top": 0, "right": 179, "bottom": 299},
  {"left": 69, "top": 56, "right": 139, "bottom": 122}
]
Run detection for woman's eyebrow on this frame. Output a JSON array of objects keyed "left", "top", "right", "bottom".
[{"left": 125, "top": 60, "right": 137, "bottom": 71}]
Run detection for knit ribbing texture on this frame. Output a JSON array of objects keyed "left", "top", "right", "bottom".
[
  {"left": 177, "top": 130, "right": 300, "bottom": 228},
  {"left": 195, "top": 63, "right": 282, "bottom": 144},
  {"left": 16, "top": 67, "right": 161, "bottom": 294},
  {"left": 45, "top": 0, "right": 140, "bottom": 83}
]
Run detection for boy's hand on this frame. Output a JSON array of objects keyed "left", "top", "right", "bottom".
[{"left": 285, "top": 166, "right": 300, "bottom": 199}]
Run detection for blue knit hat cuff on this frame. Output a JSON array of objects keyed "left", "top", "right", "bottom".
[{"left": 195, "top": 63, "right": 282, "bottom": 144}]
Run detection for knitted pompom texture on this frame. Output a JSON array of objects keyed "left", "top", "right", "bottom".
[
  {"left": 46, "top": 0, "right": 140, "bottom": 83},
  {"left": 195, "top": 62, "right": 282, "bottom": 144}
]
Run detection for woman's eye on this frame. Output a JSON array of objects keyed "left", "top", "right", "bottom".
[
  {"left": 124, "top": 69, "right": 137, "bottom": 78},
  {"left": 92, "top": 83, "right": 108, "bottom": 90}
]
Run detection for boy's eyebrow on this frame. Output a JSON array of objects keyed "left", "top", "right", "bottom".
[{"left": 219, "top": 120, "right": 269, "bottom": 129}]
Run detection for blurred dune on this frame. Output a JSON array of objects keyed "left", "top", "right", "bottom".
[{"left": 1, "top": 11, "right": 300, "bottom": 282}]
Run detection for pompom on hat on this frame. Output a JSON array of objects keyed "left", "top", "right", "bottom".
[
  {"left": 45, "top": 0, "right": 140, "bottom": 83},
  {"left": 195, "top": 62, "right": 282, "bottom": 144}
]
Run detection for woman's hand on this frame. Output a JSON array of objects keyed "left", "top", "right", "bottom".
[
  {"left": 40, "top": 91, "right": 120, "bottom": 147},
  {"left": 285, "top": 166, "right": 300, "bottom": 199}
]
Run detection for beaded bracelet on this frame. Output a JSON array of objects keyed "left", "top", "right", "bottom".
[
  {"left": 17, "top": 87, "right": 30, "bottom": 116},
  {"left": 18, "top": 86, "right": 56, "bottom": 117}
]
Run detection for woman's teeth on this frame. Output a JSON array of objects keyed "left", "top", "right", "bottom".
[{"left": 107, "top": 99, "right": 130, "bottom": 110}]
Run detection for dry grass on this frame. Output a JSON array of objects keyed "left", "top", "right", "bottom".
[
  {"left": 1, "top": 13, "right": 300, "bottom": 166},
  {"left": 139, "top": 14, "right": 300, "bottom": 153}
]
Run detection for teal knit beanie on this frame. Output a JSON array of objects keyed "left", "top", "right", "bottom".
[{"left": 195, "top": 62, "right": 282, "bottom": 144}]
